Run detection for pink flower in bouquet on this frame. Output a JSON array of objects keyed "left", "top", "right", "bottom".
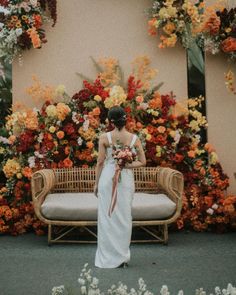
[{"left": 112, "top": 145, "right": 136, "bottom": 169}]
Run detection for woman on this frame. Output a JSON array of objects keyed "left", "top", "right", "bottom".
[{"left": 94, "top": 106, "right": 146, "bottom": 268}]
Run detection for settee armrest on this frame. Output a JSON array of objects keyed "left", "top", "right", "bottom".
[
  {"left": 158, "top": 167, "right": 184, "bottom": 205},
  {"left": 31, "top": 169, "right": 56, "bottom": 220}
]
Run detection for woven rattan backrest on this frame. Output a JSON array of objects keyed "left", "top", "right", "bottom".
[{"left": 52, "top": 167, "right": 161, "bottom": 193}]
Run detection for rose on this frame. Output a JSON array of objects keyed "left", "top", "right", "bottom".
[{"left": 221, "top": 37, "right": 236, "bottom": 53}]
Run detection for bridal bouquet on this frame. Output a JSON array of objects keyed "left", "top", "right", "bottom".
[
  {"left": 112, "top": 144, "right": 137, "bottom": 170},
  {"left": 108, "top": 143, "right": 136, "bottom": 217}
]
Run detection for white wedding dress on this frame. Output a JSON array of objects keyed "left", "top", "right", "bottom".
[{"left": 95, "top": 132, "right": 137, "bottom": 268}]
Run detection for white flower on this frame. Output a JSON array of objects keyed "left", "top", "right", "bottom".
[
  {"left": 160, "top": 285, "right": 170, "bottom": 295},
  {"left": 177, "top": 291, "right": 184, "bottom": 295},
  {"left": 0, "top": 6, "right": 10, "bottom": 15},
  {"left": 38, "top": 133, "right": 44, "bottom": 143},
  {"left": 0, "top": 136, "right": 9, "bottom": 144},
  {"left": 206, "top": 208, "right": 214, "bottom": 215},
  {"left": 51, "top": 285, "right": 65, "bottom": 295},
  {"left": 77, "top": 137, "right": 83, "bottom": 146},
  {"left": 212, "top": 204, "right": 219, "bottom": 210},
  {"left": 78, "top": 278, "right": 85, "bottom": 285},
  {"left": 28, "top": 156, "right": 36, "bottom": 168},
  {"left": 15, "top": 28, "right": 23, "bottom": 37},
  {"left": 83, "top": 119, "right": 89, "bottom": 131},
  {"left": 81, "top": 286, "right": 87, "bottom": 294},
  {"left": 30, "top": 0, "right": 38, "bottom": 7},
  {"left": 92, "top": 277, "right": 99, "bottom": 286}
]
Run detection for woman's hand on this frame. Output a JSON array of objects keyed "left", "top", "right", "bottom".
[{"left": 94, "top": 184, "right": 98, "bottom": 198}]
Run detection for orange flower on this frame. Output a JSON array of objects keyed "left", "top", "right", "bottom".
[
  {"left": 148, "top": 18, "right": 157, "bottom": 36},
  {"left": 92, "top": 107, "right": 101, "bottom": 116},
  {"left": 63, "top": 158, "right": 73, "bottom": 168},
  {"left": 203, "top": 13, "right": 220, "bottom": 35},
  {"left": 86, "top": 141, "right": 94, "bottom": 149},
  {"left": 149, "top": 92, "right": 162, "bottom": 109},
  {"left": 221, "top": 37, "right": 236, "bottom": 53},
  {"left": 204, "top": 196, "right": 213, "bottom": 207},
  {"left": 27, "top": 27, "right": 41, "bottom": 48},
  {"left": 204, "top": 142, "right": 215, "bottom": 153},
  {"left": 157, "top": 126, "right": 166, "bottom": 133},
  {"left": 8, "top": 135, "right": 16, "bottom": 144},
  {"left": 22, "top": 167, "right": 33, "bottom": 178},
  {"left": 136, "top": 96, "right": 144, "bottom": 103},
  {"left": 187, "top": 150, "right": 196, "bottom": 158},
  {"left": 56, "top": 131, "right": 65, "bottom": 139}
]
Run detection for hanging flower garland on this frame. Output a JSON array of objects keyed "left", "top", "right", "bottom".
[
  {"left": 148, "top": 1, "right": 236, "bottom": 57},
  {"left": 148, "top": 0, "right": 236, "bottom": 92},
  {"left": 0, "top": 0, "right": 57, "bottom": 62}
]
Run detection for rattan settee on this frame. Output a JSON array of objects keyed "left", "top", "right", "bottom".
[{"left": 31, "top": 167, "right": 184, "bottom": 245}]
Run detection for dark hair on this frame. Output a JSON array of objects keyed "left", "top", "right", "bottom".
[{"left": 108, "top": 106, "right": 127, "bottom": 131}]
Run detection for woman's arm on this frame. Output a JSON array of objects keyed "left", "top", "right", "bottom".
[
  {"left": 94, "top": 134, "right": 106, "bottom": 196},
  {"left": 126, "top": 137, "right": 146, "bottom": 169}
]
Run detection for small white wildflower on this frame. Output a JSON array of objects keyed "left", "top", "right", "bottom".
[
  {"left": 177, "top": 291, "right": 184, "bottom": 295},
  {"left": 78, "top": 278, "right": 85, "bottom": 285},
  {"left": 83, "top": 119, "right": 90, "bottom": 131},
  {"left": 38, "top": 133, "right": 44, "bottom": 143},
  {"left": 160, "top": 285, "right": 170, "bottom": 295},
  {"left": 51, "top": 285, "right": 65, "bottom": 295},
  {"left": 28, "top": 156, "right": 36, "bottom": 168},
  {"left": 81, "top": 286, "right": 87, "bottom": 295}
]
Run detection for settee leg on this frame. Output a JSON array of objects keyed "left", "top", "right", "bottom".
[
  {"left": 163, "top": 224, "right": 168, "bottom": 245},
  {"left": 48, "top": 224, "right": 52, "bottom": 246}
]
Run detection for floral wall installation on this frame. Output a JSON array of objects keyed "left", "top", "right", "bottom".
[{"left": 0, "top": 56, "right": 235, "bottom": 235}]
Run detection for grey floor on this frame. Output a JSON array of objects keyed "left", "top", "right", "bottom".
[{"left": 0, "top": 231, "right": 236, "bottom": 295}]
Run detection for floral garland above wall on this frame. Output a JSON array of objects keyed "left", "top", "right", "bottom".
[
  {"left": 0, "top": 0, "right": 57, "bottom": 62},
  {"left": 148, "top": 0, "right": 236, "bottom": 94}
]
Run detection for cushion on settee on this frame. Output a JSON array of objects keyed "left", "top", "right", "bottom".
[{"left": 41, "top": 192, "right": 176, "bottom": 221}]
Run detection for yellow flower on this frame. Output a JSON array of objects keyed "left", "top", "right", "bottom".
[
  {"left": 189, "top": 120, "right": 200, "bottom": 132},
  {"left": 46, "top": 105, "right": 57, "bottom": 118},
  {"left": 146, "top": 134, "right": 152, "bottom": 140},
  {"left": 56, "top": 103, "right": 71, "bottom": 121},
  {"left": 3, "top": 159, "right": 21, "bottom": 178},
  {"left": 17, "top": 173, "right": 23, "bottom": 179},
  {"left": 49, "top": 126, "right": 56, "bottom": 133},
  {"left": 104, "top": 86, "right": 127, "bottom": 109},
  {"left": 163, "top": 21, "right": 176, "bottom": 35},
  {"left": 156, "top": 145, "right": 162, "bottom": 157},
  {"left": 209, "top": 152, "right": 218, "bottom": 165},
  {"left": 55, "top": 84, "right": 66, "bottom": 96},
  {"left": 94, "top": 95, "right": 102, "bottom": 102},
  {"left": 0, "top": 147, "right": 5, "bottom": 154}
]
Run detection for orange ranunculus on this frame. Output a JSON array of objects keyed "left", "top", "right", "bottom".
[
  {"left": 63, "top": 158, "right": 73, "bottom": 168},
  {"left": 147, "top": 125, "right": 155, "bottom": 134},
  {"left": 204, "top": 143, "right": 215, "bottom": 153},
  {"left": 194, "top": 159, "right": 203, "bottom": 170},
  {"left": 157, "top": 126, "right": 166, "bottom": 133},
  {"left": 86, "top": 141, "right": 94, "bottom": 149},
  {"left": 92, "top": 107, "right": 101, "bottom": 116},
  {"left": 203, "top": 13, "right": 220, "bottom": 35},
  {"left": 8, "top": 135, "right": 16, "bottom": 144},
  {"left": 22, "top": 167, "right": 33, "bottom": 178},
  {"left": 4, "top": 209, "right": 12, "bottom": 221},
  {"left": 200, "top": 167, "right": 206, "bottom": 176},
  {"left": 221, "top": 37, "right": 236, "bottom": 53},
  {"left": 56, "top": 131, "right": 65, "bottom": 139},
  {"left": 148, "top": 18, "right": 157, "bottom": 36},
  {"left": 187, "top": 150, "right": 196, "bottom": 158}
]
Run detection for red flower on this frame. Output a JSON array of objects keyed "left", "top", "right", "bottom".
[
  {"left": 173, "top": 153, "right": 184, "bottom": 163},
  {"left": 63, "top": 123, "right": 75, "bottom": 135}
]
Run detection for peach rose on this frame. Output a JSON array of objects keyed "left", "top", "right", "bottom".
[
  {"left": 63, "top": 158, "right": 73, "bottom": 168},
  {"left": 157, "top": 126, "right": 166, "bottom": 133},
  {"left": 187, "top": 150, "right": 196, "bottom": 158},
  {"left": 136, "top": 96, "right": 144, "bottom": 104},
  {"left": 56, "top": 131, "right": 65, "bottom": 139},
  {"left": 221, "top": 37, "right": 236, "bottom": 53}
]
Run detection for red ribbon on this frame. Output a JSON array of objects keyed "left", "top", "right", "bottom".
[{"left": 108, "top": 168, "right": 121, "bottom": 217}]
